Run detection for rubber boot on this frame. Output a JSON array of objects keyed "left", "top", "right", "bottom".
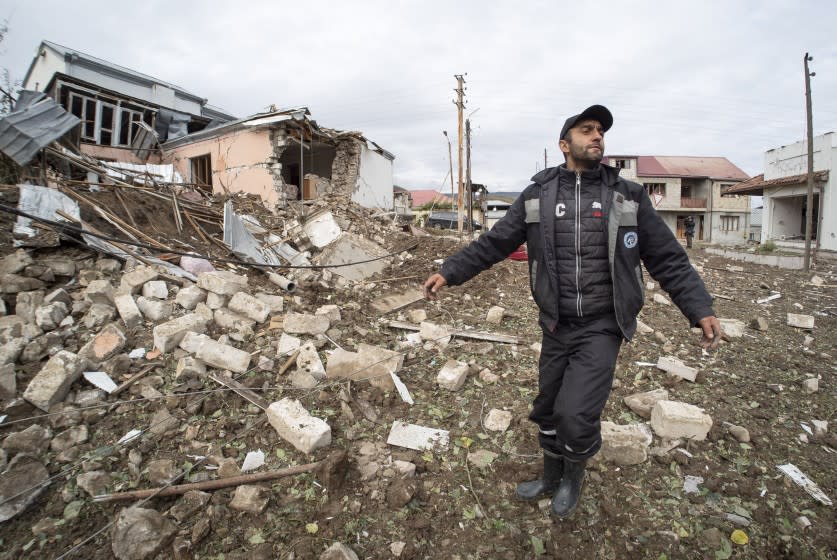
[
  {"left": 551, "top": 458, "right": 586, "bottom": 518},
  {"left": 515, "top": 452, "right": 563, "bottom": 501}
]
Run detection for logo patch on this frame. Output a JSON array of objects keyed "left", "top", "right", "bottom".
[
  {"left": 591, "top": 201, "right": 603, "bottom": 218},
  {"left": 624, "top": 231, "right": 638, "bottom": 248},
  {"left": 555, "top": 203, "right": 566, "bottom": 217}
]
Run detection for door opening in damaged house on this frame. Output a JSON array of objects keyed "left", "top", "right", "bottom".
[
  {"left": 279, "top": 140, "right": 337, "bottom": 201},
  {"left": 190, "top": 154, "right": 211, "bottom": 189}
]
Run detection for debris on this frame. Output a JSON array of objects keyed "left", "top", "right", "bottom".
[
  {"left": 241, "top": 450, "right": 265, "bottom": 472},
  {"left": 320, "top": 542, "right": 360, "bottom": 560},
  {"left": 152, "top": 314, "right": 209, "bottom": 353},
  {"left": 196, "top": 270, "right": 248, "bottom": 296},
  {"left": 787, "top": 313, "right": 815, "bottom": 329},
  {"left": 393, "top": 320, "right": 519, "bottom": 344},
  {"left": 653, "top": 293, "right": 671, "bottom": 305},
  {"left": 725, "top": 423, "right": 751, "bottom": 443},
  {"left": 186, "top": 335, "right": 251, "bottom": 374},
  {"left": 650, "top": 400, "right": 713, "bottom": 441},
  {"left": 266, "top": 398, "right": 331, "bottom": 454},
  {"left": 110, "top": 506, "right": 177, "bottom": 560},
  {"left": 624, "top": 388, "right": 669, "bottom": 419},
  {"left": 387, "top": 421, "right": 449, "bottom": 451},
  {"left": 228, "top": 292, "right": 271, "bottom": 323},
  {"left": 485, "top": 305, "right": 506, "bottom": 324},
  {"left": 267, "top": 272, "right": 297, "bottom": 293},
  {"left": 656, "top": 356, "right": 698, "bottom": 382},
  {"left": 117, "top": 429, "right": 143, "bottom": 445},
  {"left": 370, "top": 287, "right": 424, "bottom": 314},
  {"left": 635, "top": 319, "right": 654, "bottom": 334},
  {"left": 599, "top": 422, "right": 653, "bottom": 465},
  {"left": 718, "top": 318, "right": 745, "bottom": 338},
  {"left": 756, "top": 293, "right": 781, "bottom": 304},
  {"left": 802, "top": 377, "right": 819, "bottom": 394},
  {"left": 683, "top": 475, "right": 704, "bottom": 494},
  {"left": 229, "top": 485, "right": 270, "bottom": 514},
  {"left": 22, "top": 350, "right": 84, "bottom": 411},
  {"left": 750, "top": 316, "right": 769, "bottom": 331},
  {"left": 2, "top": 424, "right": 51, "bottom": 455},
  {"left": 83, "top": 371, "right": 118, "bottom": 393},
  {"left": 436, "top": 359, "right": 470, "bottom": 391},
  {"left": 484, "top": 409, "right": 513, "bottom": 432},
  {"left": 113, "top": 293, "right": 143, "bottom": 329},
  {"left": 207, "top": 372, "right": 269, "bottom": 410},
  {"left": 174, "top": 285, "right": 206, "bottom": 310},
  {"left": 283, "top": 312, "right": 331, "bottom": 335},
  {"left": 316, "top": 233, "right": 390, "bottom": 281},
  {"left": 0, "top": 454, "right": 50, "bottom": 522}
]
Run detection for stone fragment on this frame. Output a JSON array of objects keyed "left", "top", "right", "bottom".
[
  {"left": 419, "top": 321, "right": 451, "bottom": 346},
  {"left": 44, "top": 288, "right": 71, "bottom": 307},
  {"left": 216, "top": 458, "right": 240, "bottom": 479},
  {"left": 484, "top": 409, "right": 512, "bottom": 432},
  {"left": 142, "top": 280, "right": 168, "bottom": 300},
  {"left": 283, "top": 312, "right": 330, "bottom": 335},
  {"left": 718, "top": 318, "right": 745, "bottom": 338},
  {"left": 750, "top": 316, "right": 768, "bottom": 331},
  {"left": 0, "top": 454, "right": 49, "bottom": 522},
  {"left": 79, "top": 323, "right": 127, "bottom": 363},
  {"left": 213, "top": 308, "right": 255, "bottom": 334},
  {"left": 113, "top": 293, "right": 143, "bottom": 329},
  {"left": 175, "top": 356, "right": 206, "bottom": 379},
  {"left": 386, "top": 421, "right": 450, "bottom": 451},
  {"left": 229, "top": 485, "right": 270, "bottom": 514},
  {"left": 1, "top": 274, "right": 45, "bottom": 294},
  {"left": 191, "top": 337, "right": 251, "bottom": 373},
  {"left": 266, "top": 398, "right": 331, "bottom": 454},
  {"left": 153, "top": 313, "right": 209, "bottom": 353},
  {"left": 146, "top": 459, "right": 178, "bottom": 485},
  {"left": 600, "top": 422, "right": 653, "bottom": 465},
  {"left": 652, "top": 293, "right": 671, "bottom": 306},
  {"left": 226, "top": 292, "right": 270, "bottom": 323},
  {"left": 84, "top": 279, "right": 115, "bottom": 305},
  {"left": 787, "top": 313, "right": 814, "bottom": 329},
  {"left": 0, "top": 363, "right": 15, "bottom": 400},
  {"left": 406, "top": 309, "right": 427, "bottom": 323},
  {"left": 296, "top": 342, "right": 325, "bottom": 379},
  {"left": 95, "top": 258, "right": 122, "bottom": 274},
  {"left": 485, "top": 305, "right": 505, "bottom": 324},
  {"left": 191, "top": 516, "right": 211, "bottom": 545},
  {"left": 393, "top": 460, "right": 416, "bottom": 478},
  {"left": 169, "top": 490, "right": 210, "bottom": 523},
  {"left": 254, "top": 292, "right": 283, "bottom": 313},
  {"left": 315, "top": 304, "right": 341, "bottom": 323},
  {"left": 2, "top": 424, "right": 51, "bottom": 455},
  {"left": 650, "top": 400, "right": 713, "bottom": 440},
  {"left": 179, "top": 331, "right": 212, "bottom": 354},
  {"left": 320, "top": 542, "right": 360, "bottom": 560},
  {"left": 174, "top": 284, "right": 205, "bottom": 310},
  {"left": 23, "top": 351, "right": 84, "bottom": 411},
  {"left": 624, "top": 388, "right": 670, "bottom": 419},
  {"left": 196, "top": 270, "right": 248, "bottom": 296},
  {"left": 325, "top": 344, "right": 403, "bottom": 390},
  {"left": 635, "top": 319, "right": 654, "bottom": 334},
  {"left": 479, "top": 368, "right": 499, "bottom": 383},
  {"left": 0, "top": 249, "right": 33, "bottom": 275},
  {"left": 726, "top": 423, "right": 750, "bottom": 443},
  {"left": 193, "top": 302, "right": 213, "bottom": 322},
  {"left": 35, "top": 301, "right": 68, "bottom": 331},
  {"left": 205, "top": 292, "right": 227, "bottom": 309},
  {"left": 656, "top": 356, "right": 698, "bottom": 382},
  {"left": 468, "top": 449, "right": 498, "bottom": 469},
  {"left": 15, "top": 290, "right": 44, "bottom": 324},
  {"left": 436, "top": 359, "right": 469, "bottom": 391},
  {"left": 76, "top": 470, "right": 111, "bottom": 497},
  {"left": 277, "top": 333, "right": 302, "bottom": 356},
  {"left": 118, "top": 266, "right": 159, "bottom": 295},
  {"left": 110, "top": 506, "right": 176, "bottom": 560},
  {"left": 0, "top": 338, "right": 25, "bottom": 366},
  {"left": 50, "top": 425, "right": 88, "bottom": 452},
  {"left": 802, "top": 377, "right": 818, "bottom": 394},
  {"left": 83, "top": 303, "right": 116, "bottom": 330},
  {"left": 136, "top": 297, "right": 173, "bottom": 322},
  {"left": 316, "top": 233, "right": 389, "bottom": 281},
  {"left": 149, "top": 407, "right": 179, "bottom": 436}
]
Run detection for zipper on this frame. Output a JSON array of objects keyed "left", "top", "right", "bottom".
[{"left": 575, "top": 171, "right": 582, "bottom": 317}]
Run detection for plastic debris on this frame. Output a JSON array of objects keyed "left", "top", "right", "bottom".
[{"left": 83, "top": 371, "right": 118, "bottom": 393}]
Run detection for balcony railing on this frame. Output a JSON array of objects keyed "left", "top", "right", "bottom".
[{"left": 681, "top": 197, "right": 707, "bottom": 209}]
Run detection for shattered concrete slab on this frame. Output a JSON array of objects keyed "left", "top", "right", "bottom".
[
  {"left": 387, "top": 421, "right": 449, "bottom": 451},
  {"left": 266, "top": 398, "right": 331, "bottom": 454},
  {"left": 315, "top": 233, "right": 390, "bottom": 281}
]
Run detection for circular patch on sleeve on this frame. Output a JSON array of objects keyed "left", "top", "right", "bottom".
[{"left": 624, "top": 231, "right": 638, "bottom": 248}]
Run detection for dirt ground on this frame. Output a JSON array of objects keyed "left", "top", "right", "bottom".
[{"left": 1, "top": 232, "right": 834, "bottom": 560}]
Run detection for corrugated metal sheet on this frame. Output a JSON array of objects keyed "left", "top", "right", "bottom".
[{"left": 0, "top": 90, "right": 80, "bottom": 166}]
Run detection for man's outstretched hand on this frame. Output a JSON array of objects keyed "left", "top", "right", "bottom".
[
  {"left": 423, "top": 273, "right": 447, "bottom": 300},
  {"left": 698, "top": 316, "right": 722, "bottom": 349}
]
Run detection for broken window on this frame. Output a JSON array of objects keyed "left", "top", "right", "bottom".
[
  {"left": 644, "top": 183, "right": 666, "bottom": 197},
  {"left": 720, "top": 215, "right": 740, "bottom": 231},
  {"left": 61, "top": 84, "right": 156, "bottom": 147},
  {"left": 99, "top": 103, "right": 115, "bottom": 146},
  {"left": 613, "top": 159, "right": 630, "bottom": 169},
  {"left": 191, "top": 154, "right": 211, "bottom": 189},
  {"left": 118, "top": 108, "right": 143, "bottom": 146}
]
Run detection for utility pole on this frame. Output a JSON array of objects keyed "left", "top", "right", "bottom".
[
  {"left": 454, "top": 74, "right": 466, "bottom": 232},
  {"left": 466, "top": 118, "right": 472, "bottom": 233},
  {"left": 443, "top": 131, "right": 455, "bottom": 207},
  {"left": 803, "top": 52, "right": 815, "bottom": 271},
  {"left": 544, "top": 148, "right": 548, "bottom": 169}
]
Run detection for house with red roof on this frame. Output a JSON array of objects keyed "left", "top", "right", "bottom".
[
  {"left": 604, "top": 155, "right": 750, "bottom": 244},
  {"left": 407, "top": 189, "right": 453, "bottom": 209}
]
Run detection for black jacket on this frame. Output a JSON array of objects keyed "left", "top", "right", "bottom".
[{"left": 439, "top": 163, "right": 715, "bottom": 340}]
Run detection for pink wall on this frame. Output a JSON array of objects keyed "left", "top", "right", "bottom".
[
  {"left": 164, "top": 128, "right": 279, "bottom": 205},
  {"left": 80, "top": 144, "right": 157, "bottom": 165}
]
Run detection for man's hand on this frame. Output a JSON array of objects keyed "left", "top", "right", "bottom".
[
  {"left": 697, "top": 316, "right": 722, "bottom": 349},
  {"left": 423, "top": 273, "right": 447, "bottom": 300}
]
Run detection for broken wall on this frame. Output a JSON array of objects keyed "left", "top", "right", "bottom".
[
  {"left": 354, "top": 143, "right": 394, "bottom": 210},
  {"left": 330, "top": 138, "right": 362, "bottom": 198}
]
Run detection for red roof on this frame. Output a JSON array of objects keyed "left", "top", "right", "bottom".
[
  {"left": 408, "top": 190, "right": 452, "bottom": 208},
  {"left": 723, "top": 170, "right": 829, "bottom": 195},
  {"left": 636, "top": 156, "right": 748, "bottom": 180}
]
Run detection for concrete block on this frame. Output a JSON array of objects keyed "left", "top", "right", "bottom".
[
  {"left": 229, "top": 292, "right": 270, "bottom": 324},
  {"left": 196, "top": 270, "right": 248, "bottom": 296},
  {"left": 386, "top": 421, "right": 449, "bottom": 451},
  {"left": 296, "top": 342, "right": 325, "bottom": 379},
  {"left": 179, "top": 331, "right": 213, "bottom": 354},
  {"left": 113, "top": 293, "right": 143, "bottom": 329},
  {"left": 175, "top": 356, "right": 206, "bottom": 379},
  {"left": 266, "top": 398, "right": 331, "bottom": 454},
  {"left": 79, "top": 324, "right": 127, "bottom": 363},
  {"left": 174, "top": 285, "right": 205, "bottom": 310},
  {"left": 142, "top": 280, "right": 169, "bottom": 300},
  {"left": 213, "top": 308, "right": 255, "bottom": 331},
  {"left": 193, "top": 302, "right": 213, "bottom": 322},
  {"left": 325, "top": 343, "right": 402, "bottom": 390},
  {"left": 315, "top": 304, "right": 341, "bottom": 324},
  {"left": 419, "top": 321, "right": 451, "bottom": 346},
  {"left": 600, "top": 421, "right": 653, "bottom": 465},
  {"left": 205, "top": 292, "right": 227, "bottom": 310},
  {"left": 153, "top": 314, "right": 209, "bottom": 353},
  {"left": 719, "top": 318, "right": 745, "bottom": 338},
  {"left": 1, "top": 274, "right": 45, "bottom": 294},
  {"left": 277, "top": 333, "right": 301, "bottom": 356},
  {"left": 436, "top": 359, "right": 469, "bottom": 391},
  {"left": 94, "top": 258, "right": 122, "bottom": 274},
  {"left": 118, "top": 266, "right": 158, "bottom": 294},
  {"left": 283, "top": 312, "right": 330, "bottom": 335},
  {"left": 787, "top": 313, "right": 814, "bottom": 329},
  {"left": 15, "top": 290, "right": 45, "bottom": 324},
  {"left": 34, "top": 302, "right": 68, "bottom": 331},
  {"left": 254, "top": 293, "right": 283, "bottom": 313},
  {"left": 485, "top": 305, "right": 505, "bottom": 325},
  {"left": 406, "top": 309, "right": 427, "bottom": 324},
  {"left": 193, "top": 338, "right": 251, "bottom": 373},
  {"left": 82, "top": 304, "right": 116, "bottom": 330},
  {"left": 39, "top": 256, "right": 75, "bottom": 277},
  {"left": 84, "top": 280, "right": 114, "bottom": 305},
  {"left": 23, "top": 351, "right": 84, "bottom": 411},
  {"left": 0, "top": 338, "right": 25, "bottom": 366},
  {"left": 623, "top": 388, "right": 669, "bottom": 419},
  {"left": 484, "top": 409, "right": 512, "bottom": 432},
  {"left": 650, "top": 400, "right": 712, "bottom": 441},
  {"left": 136, "top": 297, "right": 173, "bottom": 322},
  {"left": 656, "top": 355, "right": 698, "bottom": 382},
  {"left": 315, "top": 233, "right": 389, "bottom": 281}
]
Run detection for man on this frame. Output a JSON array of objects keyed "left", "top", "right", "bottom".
[
  {"left": 684, "top": 215, "right": 696, "bottom": 248},
  {"left": 423, "top": 105, "right": 721, "bottom": 518}
]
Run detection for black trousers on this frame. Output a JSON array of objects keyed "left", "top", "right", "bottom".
[{"left": 529, "top": 314, "right": 622, "bottom": 462}]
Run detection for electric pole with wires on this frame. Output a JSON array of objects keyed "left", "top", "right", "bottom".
[
  {"left": 454, "top": 74, "right": 466, "bottom": 232},
  {"left": 803, "top": 52, "right": 815, "bottom": 271}
]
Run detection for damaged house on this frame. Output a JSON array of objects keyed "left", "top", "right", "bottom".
[{"left": 20, "top": 40, "right": 395, "bottom": 211}]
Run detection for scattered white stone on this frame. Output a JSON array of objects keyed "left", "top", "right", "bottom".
[
  {"left": 650, "top": 400, "right": 713, "bottom": 441},
  {"left": 315, "top": 304, "right": 341, "bottom": 324},
  {"left": 83, "top": 371, "right": 117, "bottom": 393},
  {"left": 283, "top": 312, "right": 330, "bottom": 335},
  {"left": 277, "top": 333, "right": 302, "bottom": 356},
  {"left": 142, "top": 280, "right": 168, "bottom": 300},
  {"left": 600, "top": 421, "right": 653, "bottom": 465},
  {"left": 174, "top": 284, "right": 205, "bottom": 310},
  {"left": 110, "top": 506, "right": 176, "bottom": 560},
  {"left": 419, "top": 321, "right": 451, "bottom": 347},
  {"left": 406, "top": 309, "right": 427, "bottom": 323},
  {"left": 485, "top": 305, "right": 505, "bottom": 324},
  {"left": 683, "top": 475, "right": 704, "bottom": 494},
  {"left": 34, "top": 302, "right": 68, "bottom": 331},
  {"left": 229, "top": 485, "right": 270, "bottom": 514},
  {"left": 84, "top": 280, "right": 114, "bottom": 305},
  {"left": 204, "top": 292, "right": 227, "bottom": 310},
  {"left": 22, "top": 351, "right": 84, "bottom": 412},
  {"left": 136, "top": 297, "right": 173, "bottom": 322},
  {"left": 484, "top": 409, "right": 512, "bottom": 432},
  {"left": 802, "top": 377, "right": 818, "bottom": 394},
  {"left": 192, "top": 337, "right": 251, "bottom": 374},
  {"left": 153, "top": 313, "right": 209, "bottom": 353},
  {"left": 229, "top": 292, "right": 271, "bottom": 323},
  {"left": 624, "top": 388, "right": 669, "bottom": 419},
  {"left": 254, "top": 293, "right": 283, "bottom": 313},
  {"left": 810, "top": 275, "right": 824, "bottom": 286},
  {"left": 196, "top": 270, "right": 248, "bottom": 296},
  {"left": 656, "top": 355, "right": 698, "bottom": 382},
  {"left": 436, "top": 359, "right": 469, "bottom": 391},
  {"left": 787, "top": 313, "right": 815, "bottom": 329},
  {"left": 296, "top": 342, "right": 326, "bottom": 380},
  {"left": 387, "top": 421, "right": 449, "bottom": 451},
  {"left": 113, "top": 293, "right": 143, "bottom": 329},
  {"left": 811, "top": 420, "right": 828, "bottom": 438},
  {"left": 653, "top": 293, "right": 671, "bottom": 306},
  {"left": 718, "top": 318, "right": 745, "bottom": 338},
  {"left": 175, "top": 356, "right": 206, "bottom": 379},
  {"left": 240, "top": 450, "right": 265, "bottom": 472},
  {"left": 266, "top": 399, "right": 331, "bottom": 454}
]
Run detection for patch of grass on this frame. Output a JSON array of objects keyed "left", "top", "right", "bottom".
[{"left": 757, "top": 240, "right": 777, "bottom": 253}]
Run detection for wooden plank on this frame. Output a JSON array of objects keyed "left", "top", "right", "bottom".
[
  {"left": 386, "top": 320, "right": 519, "bottom": 344},
  {"left": 112, "top": 363, "right": 161, "bottom": 396},
  {"left": 370, "top": 287, "right": 424, "bottom": 314},
  {"left": 206, "top": 372, "right": 269, "bottom": 410}
]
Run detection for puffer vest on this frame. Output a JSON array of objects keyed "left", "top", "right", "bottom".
[{"left": 554, "top": 167, "right": 613, "bottom": 317}]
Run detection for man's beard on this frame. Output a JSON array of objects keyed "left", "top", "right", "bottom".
[{"left": 571, "top": 143, "right": 603, "bottom": 164}]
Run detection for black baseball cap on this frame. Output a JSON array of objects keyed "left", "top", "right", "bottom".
[{"left": 560, "top": 105, "right": 613, "bottom": 140}]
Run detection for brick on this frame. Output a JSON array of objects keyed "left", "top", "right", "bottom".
[
  {"left": 650, "top": 400, "right": 713, "bottom": 441},
  {"left": 79, "top": 324, "right": 127, "bottom": 363},
  {"left": 213, "top": 308, "right": 255, "bottom": 331},
  {"left": 0, "top": 249, "right": 33, "bottom": 275},
  {"left": 436, "top": 359, "right": 469, "bottom": 391},
  {"left": 229, "top": 292, "right": 270, "bottom": 324},
  {"left": 196, "top": 270, "right": 248, "bottom": 296},
  {"left": 82, "top": 304, "right": 116, "bottom": 330},
  {"left": 295, "top": 342, "right": 325, "bottom": 380},
  {"left": 254, "top": 293, "right": 283, "bottom": 313},
  {"left": 325, "top": 343, "right": 402, "bottom": 390},
  {"left": 142, "top": 280, "right": 169, "bottom": 300},
  {"left": 193, "top": 338, "right": 250, "bottom": 373},
  {"left": 118, "top": 265, "right": 159, "bottom": 294},
  {"left": 277, "top": 333, "right": 301, "bottom": 356},
  {"left": 136, "top": 297, "right": 173, "bottom": 322},
  {"left": 113, "top": 293, "right": 142, "bottom": 329},
  {"left": 84, "top": 280, "right": 115, "bottom": 305},
  {"left": 34, "top": 302, "right": 68, "bottom": 331},
  {"left": 22, "top": 350, "right": 84, "bottom": 411},
  {"left": 600, "top": 422, "right": 653, "bottom": 465},
  {"left": 787, "top": 313, "right": 814, "bottom": 329},
  {"left": 0, "top": 338, "right": 25, "bottom": 365},
  {"left": 266, "top": 398, "right": 331, "bottom": 454},
  {"left": 485, "top": 305, "right": 505, "bottom": 324},
  {"left": 282, "top": 312, "right": 330, "bottom": 335},
  {"left": 179, "top": 331, "right": 213, "bottom": 354},
  {"left": 175, "top": 356, "right": 206, "bottom": 379},
  {"left": 205, "top": 292, "right": 227, "bottom": 309},
  {"left": 44, "top": 288, "right": 71, "bottom": 307},
  {"left": 419, "top": 321, "right": 451, "bottom": 346},
  {"left": 153, "top": 314, "right": 209, "bottom": 353},
  {"left": 174, "top": 285, "right": 205, "bottom": 310},
  {"left": 656, "top": 356, "right": 698, "bottom": 382}
]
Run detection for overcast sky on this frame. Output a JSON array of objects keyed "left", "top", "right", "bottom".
[{"left": 2, "top": 0, "right": 836, "bottom": 192}]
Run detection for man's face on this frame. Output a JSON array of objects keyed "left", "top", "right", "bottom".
[{"left": 560, "top": 119, "right": 605, "bottom": 165}]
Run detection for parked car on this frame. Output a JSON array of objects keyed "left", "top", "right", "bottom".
[{"left": 426, "top": 211, "right": 482, "bottom": 230}]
